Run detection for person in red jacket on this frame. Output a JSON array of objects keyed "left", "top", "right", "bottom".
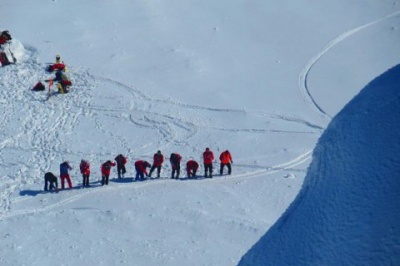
[
  {"left": 149, "top": 150, "right": 164, "bottom": 178},
  {"left": 219, "top": 150, "right": 233, "bottom": 175},
  {"left": 134, "top": 160, "right": 151, "bottom": 181},
  {"left": 170, "top": 153, "right": 182, "bottom": 179},
  {"left": 115, "top": 154, "right": 127, "bottom": 179},
  {"left": 80, "top": 159, "right": 91, "bottom": 187},
  {"left": 101, "top": 160, "right": 116, "bottom": 186},
  {"left": 186, "top": 160, "right": 199, "bottom": 178},
  {"left": 202, "top": 147, "right": 214, "bottom": 178},
  {"left": 47, "top": 55, "right": 66, "bottom": 72}
]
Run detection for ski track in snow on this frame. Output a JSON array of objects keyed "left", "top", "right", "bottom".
[
  {"left": 298, "top": 10, "right": 400, "bottom": 120},
  {"left": 0, "top": 149, "right": 312, "bottom": 221}
]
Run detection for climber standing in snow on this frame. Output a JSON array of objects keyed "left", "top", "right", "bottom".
[
  {"left": 203, "top": 147, "right": 214, "bottom": 178},
  {"left": 219, "top": 150, "right": 232, "bottom": 175},
  {"left": 101, "top": 160, "right": 116, "bottom": 186},
  {"left": 149, "top": 150, "right": 164, "bottom": 178},
  {"left": 60, "top": 161, "right": 73, "bottom": 189},
  {"left": 44, "top": 172, "right": 58, "bottom": 191},
  {"left": 134, "top": 160, "right": 151, "bottom": 181},
  {"left": 115, "top": 154, "right": 127, "bottom": 179},
  {"left": 79, "top": 159, "right": 91, "bottom": 187},
  {"left": 170, "top": 153, "right": 182, "bottom": 179}
]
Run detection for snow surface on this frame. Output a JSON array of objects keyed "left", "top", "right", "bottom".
[{"left": 0, "top": 0, "right": 399, "bottom": 265}]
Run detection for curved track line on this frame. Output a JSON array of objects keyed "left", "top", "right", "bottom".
[{"left": 299, "top": 10, "right": 400, "bottom": 119}]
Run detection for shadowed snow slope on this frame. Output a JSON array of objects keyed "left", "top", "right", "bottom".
[{"left": 239, "top": 64, "right": 400, "bottom": 266}]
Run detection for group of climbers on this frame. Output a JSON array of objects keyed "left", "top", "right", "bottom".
[
  {"left": 31, "top": 54, "right": 72, "bottom": 94},
  {"left": 43, "top": 149, "right": 233, "bottom": 191}
]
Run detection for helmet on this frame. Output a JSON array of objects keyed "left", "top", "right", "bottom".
[
  {"left": 206, "top": 147, "right": 209, "bottom": 151},
  {"left": 56, "top": 54, "right": 61, "bottom": 59},
  {"left": 157, "top": 150, "right": 161, "bottom": 154}
]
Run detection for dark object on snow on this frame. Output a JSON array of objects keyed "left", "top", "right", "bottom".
[
  {"left": 32, "top": 82, "right": 46, "bottom": 91},
  {"left": 0, "top": 30, "right": 12, "bottom": 47},
  {"left": 1, "top": 30, "right": 12, "bottom": 41},
  {"left": 0, "top": 52, "right": 11, "bottom": 66},
  {"left": 44, "top": 172, "right": 58, "bottom": 191}
]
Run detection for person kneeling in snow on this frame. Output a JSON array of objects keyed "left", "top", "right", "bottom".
[
  {"left": 186, "top": 160, "right": 199, "bottom": 178},
  {"left": 44, "top": 172, "right": 58, "bottom": 191}
]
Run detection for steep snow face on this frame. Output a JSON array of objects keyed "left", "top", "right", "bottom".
[{"left": 239, "top": 64, "right": 400, "bottom": 265}]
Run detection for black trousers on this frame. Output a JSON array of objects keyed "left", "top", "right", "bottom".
[
  {"left": 82, "top": 174, "right": 90, "bottom": 187},
  {"left": 171, "top": 165, "right": 180, "bottom": 178},
  {"left": 117, "top": 165, "right": 126, "bottom": 178},
  {"left": 220, "top": 163, "right": 232, "bottom": 175},
  {"left": 102, "top": 174, "right": 110, "bottom": 185},
  {"left": 149, "top": 165, "right": 161, "bottom": 177},
  {"left": 204, "top": 163, "right": 213, "bottom": 177}
]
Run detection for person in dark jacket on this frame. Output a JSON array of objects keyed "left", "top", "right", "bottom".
[
  {"left": 60, "top": 161, "right": 73, "bottom": 189},
  {"left": 186, "top": 160, "right": 199, "bottom": 178},
  {"left": 115, "top": 154, "right": 127, "bottom": 179},
  {"left": 170, "top": 153, "right": 182, "bottom": 179},
  {"left": 149, "top": 150, "right": 164, "bottom": 178},
  {"left": 44, "top": 172, "right": 58, "bottom": 191},
  {"left": 101, "top": 160, "right": 116, "bottom": 185},
  {"left": 134, "top": 160, "right": 151, "bottom": 181}
]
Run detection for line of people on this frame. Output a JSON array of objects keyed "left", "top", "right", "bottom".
[{"left": 44, "top": 148, "right": 232, "bottom": 192}]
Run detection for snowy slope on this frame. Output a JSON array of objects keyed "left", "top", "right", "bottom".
[
  {"left": 0, "top": 0, "right": 399, "bottom": 265},
  {"left": 239, "top": 64, "right": 400, "bottom": 266}
]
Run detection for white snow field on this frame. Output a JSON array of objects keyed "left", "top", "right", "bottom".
[{"left": 0, "top": 0, "right": 399, "bottom": 265}]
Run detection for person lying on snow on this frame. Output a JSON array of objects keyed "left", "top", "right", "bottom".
[{"left": 47, "top": 54, "right": 67, "bottom": 72}]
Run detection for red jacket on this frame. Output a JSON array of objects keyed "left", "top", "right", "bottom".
[
  {"left": 135, "top": 160, "right": 151, "bottom": 174},
  {"left": 186, "top": 160, "right": 199, "bottom": 170},
  {"left": 101, "top": 161, "right": 115, "bottom": 175},
  {"left": 153, "top": 153, "right": 164, "bottom": 167},
  {"left": 203, "top": 150, "right": 214, "bottom": 164},
  {"left": 219, "top": 151, "right": 232, "bottom": 164},
  {"left": 0, "top": 36, "right": 8, "bottom": 45},
  {"left": 50, "top": 63, "right": 66, "bottom": 72},
  {"left": 80, "top": 160, "right": 91, "bottom": 175}
]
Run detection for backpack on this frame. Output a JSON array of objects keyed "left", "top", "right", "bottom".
[{"left": 32, "top": 82, "right": 46, "bottom": 91}]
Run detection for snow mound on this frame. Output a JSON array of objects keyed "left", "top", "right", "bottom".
[
  {"left": 1, "top": 39, "right": 28, "bottom": 64},
  {"left": 239, "top": 64, "right": 400, "bottom": 266}
]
